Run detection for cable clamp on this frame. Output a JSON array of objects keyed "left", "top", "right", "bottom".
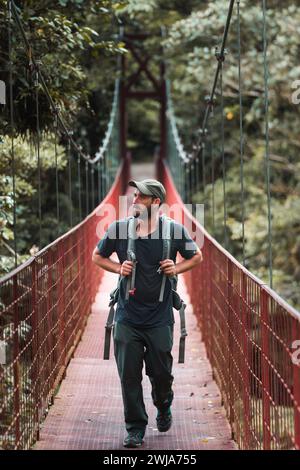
[
  {"left": 215, "top": 46, "right": 228, "bottom": 62},
  {"left": 205, "top": 94, "right": 216, "bottom": 106}
]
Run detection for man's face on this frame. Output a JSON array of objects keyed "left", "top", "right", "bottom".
[{"left": 132, "top": 190, "right": 159, "bottom": 219}]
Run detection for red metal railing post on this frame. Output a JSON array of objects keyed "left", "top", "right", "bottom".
[
  {"left": 82, "top": 222, "right": 88, "bottom": 320},
  {"left": 199, "top": 241, "right": 204, "bottom": 344},
  {"left": 227, "top": 259, "right": 235, "bottom": 430},
  {"left": 58, "top": 241, "right": 66, "bottom": 372},
  {"left": 209, "top": 242, "right": 215, "bottom": 368},
  {"left": 88, "top": 221, "right": 93, "bottom": 308},
  {"left": 50, "top": 248, "right": 56, "bottom": 406},
  {"left": 206, "top": 241, "right": 212, "bottom": 362},
  {"left": 46, "top": 249, "right": 53, "bottom": 398},
  {"left": 13, "top": 276, "right": 20, "bottom": 449},
  {"left": 261, "top": 288, "right": 271, "bottom": 449},
  {"left": 52, "top": 248, "right": 59, "bottom": 388},
  {"left": 292, "top": 318, "right": 300, "bottom": 450},
  {"left": 77, "top": 227, "right": 84, "bottom": 332},
  {"left": 241, "top": 271, "right": 251, "bottom": 449},
  {"left": 31, "top": 259, "right": 40, "bottom": 441}
]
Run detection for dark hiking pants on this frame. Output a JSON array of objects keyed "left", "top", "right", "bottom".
[{"left": 113, "top": 321, "right": 174, "bottom": 434}]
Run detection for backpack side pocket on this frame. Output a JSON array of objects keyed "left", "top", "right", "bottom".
[
  {"left": 172, "top": 289, "right": 183, "bottom": 310},
  {"left": 109, "top": 286, "right": 119, "bottom": 305}
]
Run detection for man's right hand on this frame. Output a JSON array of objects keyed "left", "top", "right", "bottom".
[{"left": 120, "top": 260, "right": 134, "bottom": 276}]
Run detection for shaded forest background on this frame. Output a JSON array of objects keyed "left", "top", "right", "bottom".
[{"left": 0, "top": 0, "right": 299, "bottom": 310}]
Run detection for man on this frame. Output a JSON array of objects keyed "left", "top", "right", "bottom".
[{"left": 92, "top": 179, "right": 202, "bottom": 448}]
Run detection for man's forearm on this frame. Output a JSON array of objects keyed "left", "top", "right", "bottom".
[
  {"left": 175, "top": 252, "right": 202, "bottom": 275},
  {"left": 93, "top": 255, "right": 121, "bottom": 274}
]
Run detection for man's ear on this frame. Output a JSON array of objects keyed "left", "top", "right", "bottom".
[{"left": 151, "top": 197, "right": 161, "bottom": 206}]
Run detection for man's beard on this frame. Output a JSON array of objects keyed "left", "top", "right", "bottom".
[{"left": 133, "top": 205, "right": 153, "bottom": 220}]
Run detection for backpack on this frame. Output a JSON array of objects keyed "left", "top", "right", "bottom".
[{"left": 103, "top": 214, "right": 187, "bottom": 363}]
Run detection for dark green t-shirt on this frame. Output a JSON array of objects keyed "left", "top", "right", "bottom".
[{"left": 97, "top": 216, "right": 198, "bottom": 328}]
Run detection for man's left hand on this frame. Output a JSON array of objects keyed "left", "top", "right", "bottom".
[{"left": 159, "top": 259, "right": 177, "bottom": 277}]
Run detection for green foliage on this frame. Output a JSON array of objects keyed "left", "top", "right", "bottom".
[
  {"left": 0, "top": 134, "right": 67, "bottom": 275},
  {"left": 0, "top": 0, "right": 125, "bottom": 272},
  {"left": 0, "top": 0, "right": 125, "bottom": 136}
]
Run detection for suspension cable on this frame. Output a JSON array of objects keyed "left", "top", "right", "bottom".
[
  {"left": 103, "top": 155, "right": 107, "bottom": 197},
  {"left": 190, "top": 157, "right": 195, "bottom": 205},
  {"left": 77, "top": 154, "right": 82, "bottom": 222},
  {"left": 194, "top": 145, "right": 200, "bottom": 194},
  {"left": 91, "top": 165, "right": 95, "bottom": 210},
  {"left": 192, "top": 150, "right": 197, "bottom": 198},
  {"left": 166, "top": 79, "right": 190, "bottom": 199},
  {"left": 237, "top": 0, "right": 246, "bottom": 266},
  {"left": 85, "top": 161, "right": 89, "bottom": 216},
  {"left": 8, "top": 0, "right": 17, "bottom": 268},
  {"left": 34, "top": 63, "right": 42, "bottom": 248},
  {"left": 67, "top": 138, "right": 73, "bottom": 227},
  {"left": 54, "top": 110, "right": 60, "bottom": 233},
  {"left": 191, "top": 0, "right": 235, "bottom": 163},
  {"left": 218, "top": 52, "right": 228, "bottom": 250},
  {"left": 202, "top": 135, "right": 206, "bottom": 200},
  {"left": 209, "top": 116, "right": 216, "bottom": 235},
  {"left": 201, "top": 0, "right": 235, "bottom": 135},
  {"left": 262, "top": 0, "right": 273, "bottom": 288},
  {"left": 165, "top": 1, "right": 236, "bottom": 207},
  {"left": 99, "top": 157, "right": 103, "bottom": 202},
  {"left": 97, "top": 159, "right": 101, "bottom": 203}
]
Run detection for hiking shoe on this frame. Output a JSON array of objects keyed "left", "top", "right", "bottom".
[
  {"left": 156, "top": 407, "right": 172, "bottom": 432},
  {"left": 123, "top": 430, "right": 144, "bottom": 448}
]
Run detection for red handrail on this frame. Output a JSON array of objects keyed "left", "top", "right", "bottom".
[
  {"left": 0, "top": 156, "right": 130, "bottom": 450},
  {"left": 159, "top": 159, "right": 300, "bottom": 450}
]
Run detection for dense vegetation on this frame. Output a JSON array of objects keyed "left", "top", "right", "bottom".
[
  {"left": 0, "top": 0, "right": 299, "bottom": 309},
  {"left": 0, "top": 0, "right": 125, "bottom": 270}
]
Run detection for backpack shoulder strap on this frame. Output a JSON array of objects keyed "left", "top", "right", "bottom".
[
  {"left": 125, "top": 216, "right": 138, "bottom": 299},
  {"left": 161, "top": 214, "right": 173, "bottom": 259},
  {"left": 127, "top": 216, "right": 136, "bottom": 253},
  {"left": 178, "top": 301, "right": 187, "bottom": 363},
  {"left": 159, "top": 215, "right": 174, "bottom": 302}
]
